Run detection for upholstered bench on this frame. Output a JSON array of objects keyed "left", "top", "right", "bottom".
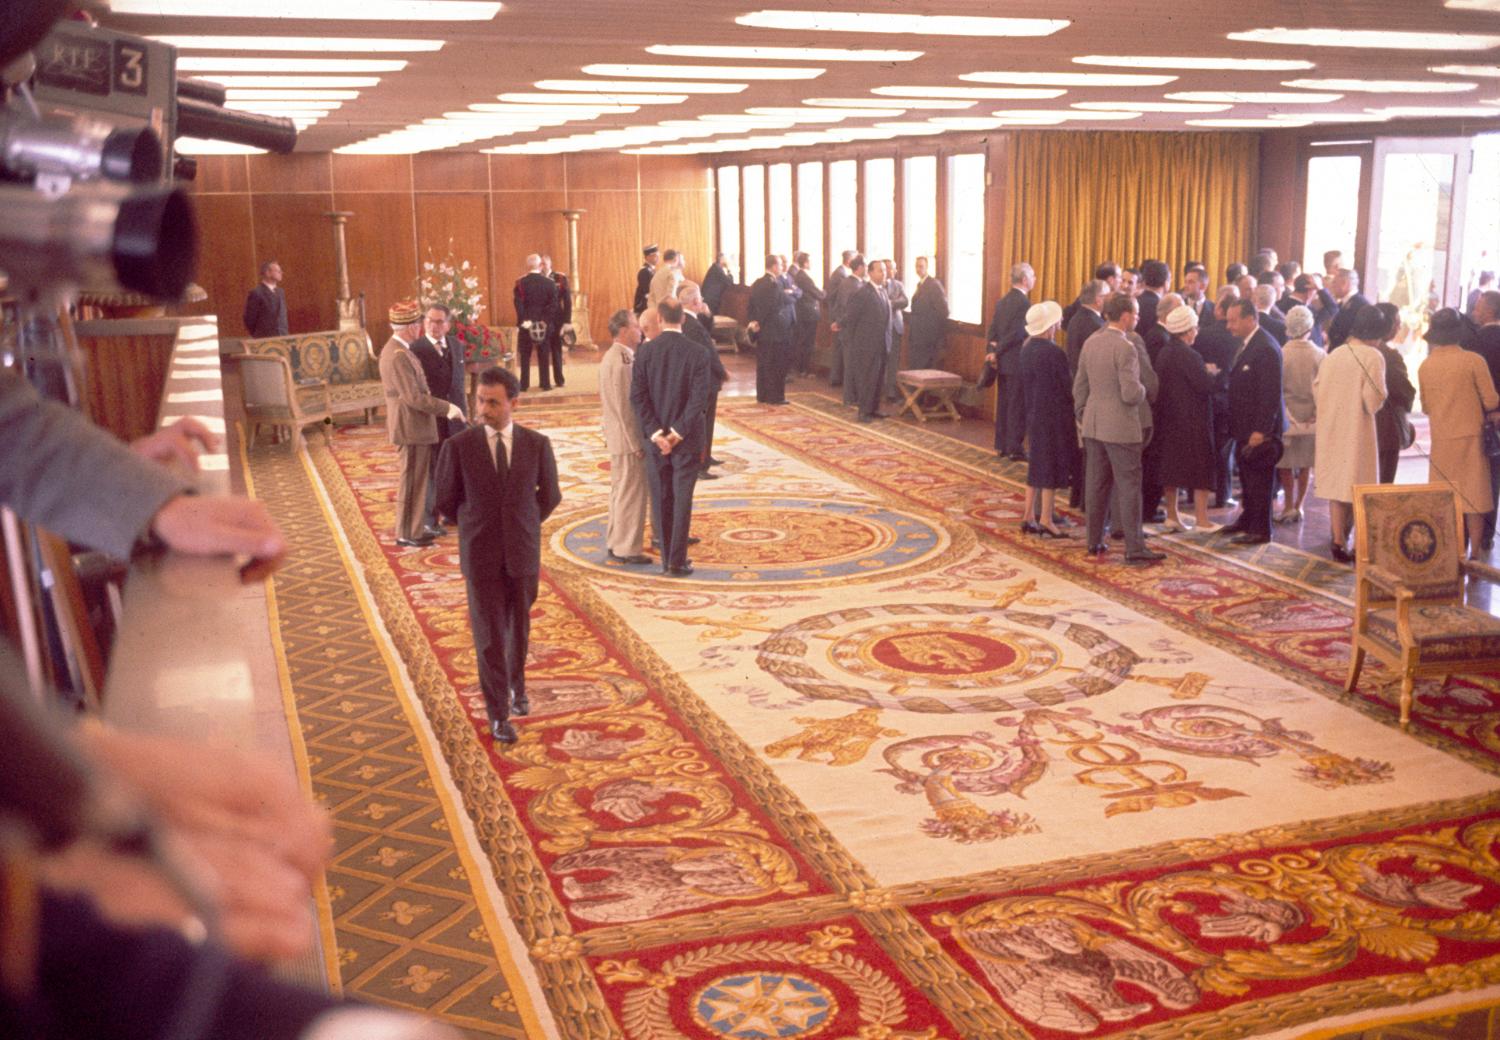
[
  {"left": 241, "top": 328, "right": 382, "bottom": 424},
  {"left": 895, "top": 369, "right": 964, "bottom": 422}
]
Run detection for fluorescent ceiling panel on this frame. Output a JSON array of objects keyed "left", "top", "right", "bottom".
[
  {"left": 1365, "top": 104, "right": 1500, "bottom": 116},
  {"left": 173, "top": 137, "right": 266, "bottom": 154},
  {"left": 501, "top": 91, "right": 685, "bottom": 105},
  {"left": 468, "top": 103, "right": 638, "bottom": 115},
  {"left": 1430, "top": 65, "right": 1500, "bottom": 77},
  {"left": 177, "top": 57, "right": 406, "bottom": 72},
  {"left": 582, "top": 63, "right": 823, "bottom": 80},
  {"left": 1188, "top": 118, "right": 1314, "bottom": 127},
  {"left": 1072, "top": 100, "right": 1232, "bottom": 112},
  {"left": 1227, "top": 27, "right": 1500, "bottom": 50},
  {"left": 223, "top": 89, "right": 359, "bottom": 100},
  {"left": 534, "top": 79, "right": 746, "bottom": 93},
  {"left": 1167, "top": 90, "right": 1343, "bottom": 103},
  {"left": 746, "top": 106, "right": 899, "bottom": 119},
  {"left": 1073, "top": 54, "right": 1314, "bottom": 71},
  {"left": 113, "top": 0, "right": 498, "bottom": 17},
  {"left": 735, "top": 11, "right": 1068, "bottom": 36},
  {"left": 1447, "top": 0, "right": 1500, "bottom": 8},
  {"left": 151, "top": 35, "right": 440, "bottom": 51},
  {"left": 1270, "top": 112, "right": 1390, "bottom": 123},
  {"left": 872, "top": 86, "right": 1066, "bottom": 100},
  {"left": 646, "top": 44, "right": 920, "bottom": 62},
  {"left": 193, "top": 75, "right": 381, "bottom": 87},
  {"left": 1282, "top": 78, "right": 1476, "bottom": 92},
  {"left": 961, "top": 71, "right": 1176, "bottom": 87},
  {"left": 804, "top": 96, "right": 974, "bottom": 109}
]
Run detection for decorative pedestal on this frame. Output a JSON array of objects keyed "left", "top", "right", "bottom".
[
  {"left": 560, "top": 209, "right": 595, "bottom": 349},
  {"left": 325, "top": 211, "right": 361, "bottom": 330}
]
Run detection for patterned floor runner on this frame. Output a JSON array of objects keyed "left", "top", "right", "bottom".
[{"left": 255, "top": 394, "right": 1500, "bottom": 1040}]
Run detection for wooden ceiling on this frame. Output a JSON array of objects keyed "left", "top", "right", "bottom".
[{"left": 99, "top": 0, "right": 1500, "bottom": 154}]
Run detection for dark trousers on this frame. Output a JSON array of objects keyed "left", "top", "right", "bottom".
[
  {"left": 756, "top": 337, "right": 789, "bottom": 403},
  {"left": 993, "top": 374, "right": 1026, "bottom": 455},
  {"left": 1213, "top": 422, "right": 1236, "bottom": 505},
  {"left": 792, "top": 319, "right": 818, "bottom": 374},
  {"left": 1485, "top": 454, "right": 1500, "bottom": 542},
  {"left": 1084, "top": 438, "right": 1145, "bottom": 554},
  {"left": 546, "top": 330, "right": 565, "bottom": 385},
  {"left": 646, "top": 443, "right": 700, "bottom": 570},
  {"left": 518, "top": 335, "right": 551, "bottom": 390},
  {"left": 465, "top": 572, "right": 537, "bottom": 724},
  {"left": 1235, "top": 442, "right": 1277, "bottom": 540},
  {"left": 1142, "top": 434, "right": 1164, "bottom": 518},
  {"left": 1378, "top": 446, "right": 1400, "bottom": 485},
  {"left": 830, "top": 329, "right": 847, "bottom": 388},
  {"left": 849, "top": 342, "right": 888, "bottom": 418},
  {"left": 701, "top": 390, "right": 720, "bottom": 468}
]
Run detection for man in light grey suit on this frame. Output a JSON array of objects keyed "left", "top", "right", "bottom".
[
  {"left": 599, "top": 309, "right": 651, "bottom": 565},
  {"left": 1073, "top": 293, "right": 1166, "bottom": 566}
]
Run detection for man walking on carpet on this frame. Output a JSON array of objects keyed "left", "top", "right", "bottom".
[{"left": 435, "top": 367, "right": 561, "bottom": 745}]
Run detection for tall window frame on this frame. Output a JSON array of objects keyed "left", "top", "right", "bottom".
[
  {"left": 863, "top": 157, "right": 896, "bottom": 268},
  {"left": 716, "top": 164, "right": 741, "bottom": 284},
  {"left": 742, "top": 164, "right": 766, "bottom": 284},
  {"left": 828, "top": 159, "right": 858, "bottom": 262},
  {"left": 902, "top": 154, "right": 938, "bottom": 289},
  {"left": 796, "top": 160, "right": 824, "bottom": 281},
  {"left": 945, "top": 152, "right": 986, "bottom": 324}
]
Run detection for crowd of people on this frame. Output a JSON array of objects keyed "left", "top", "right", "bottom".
[{"left": 983, "top": 249, "right": 1500, "bottom": 563}]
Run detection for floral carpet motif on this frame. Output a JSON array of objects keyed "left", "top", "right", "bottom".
[{"left": 284, "top": 395, "right": 1500, "bottom": 1040}]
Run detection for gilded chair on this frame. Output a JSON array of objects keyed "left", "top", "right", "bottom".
[
  {"left": 1345, "top": 482, "right": 1500, "bottom": 726},
  {"left": 228, "top": 352, "right": 332, "bottom": 451}
]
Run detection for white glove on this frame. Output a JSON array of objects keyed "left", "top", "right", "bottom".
[{"left": 446, "top": 403, "right": 464, "bottom": 421}]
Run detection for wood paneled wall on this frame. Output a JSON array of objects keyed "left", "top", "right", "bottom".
[{"left": 185, "top": 152, "right": 714, "bottom": 346}]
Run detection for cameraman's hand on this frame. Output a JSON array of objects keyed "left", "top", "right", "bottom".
[
  {"left": 132, "top": 417, "right": 219, "bottom": 472},
  {"left": 150, "top": 494, "right": 286, "bottom": 572}
]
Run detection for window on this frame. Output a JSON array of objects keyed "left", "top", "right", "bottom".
[
  {"left": 1302, "top": 155, "right": 1360, "bottom": 286},
  {"left": 768, "top": 162, "right": 793, "bottom": 262},
  {"left": 797, "top": 161, "right": 824, "bottom": 280},
  {"left": 828, "top": 159, "right": 858, "bottom": 263},
  {"left": 742, "top": 164, "right": 766, "bottom": 282},
  {"left": 716, "top": 165, "right": 741, "bottom": 284},
  {"left": 946, "top": 152, "right": 986, "bottom": 323},
  {"left": 863, "top": 157, "right": 895, "bottom": 267},
  {"left": 902, "top": 155, "right": 937, "bottom": 289}
]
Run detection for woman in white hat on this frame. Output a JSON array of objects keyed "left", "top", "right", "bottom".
[
  {"left": 1153, "top": 304, "right": 1221, "bottom": 531},
  {"left": 1276, "top": 305, "right": 1324, "bottom": 524},
  {"left": 1018, "top": 300, "right": 1074, "bottom": 537}
]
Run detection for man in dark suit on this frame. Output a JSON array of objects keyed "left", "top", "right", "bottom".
[
  {"left": 540, "top": 254, "right": 570, "bottom": 388},
  {"left": 1252, "top": 284, "right": 1288, "bottom": 346},
  {"left": 985, "top": 262, "right": 1034, "bottom": 459},
  {"left": 1062, "top": 262, "right": 1119, "bottom": 329},
  {"left": 1468, "top": 289, "right": 1500, "bottom": 547},
  {"left": 1181, "top": 263, "right": 1215, "bottom": 328},
  {"left": 242, "top": 260, "right": 288, "bottom": 339},
  {"left": 678, "top": 281, "right": 730, "bottom": 479},
  {"left": 846, "top": 258, "right": 894, "bottom": 423},
  {"left": 702, "top": 253, "right": 732, "bottom": 315},
  {"left": 1284, "top": 273, "right": 1339, "bottom": 347},
  {"left": 1194, "top": 287, "right": 1242, "bottom": 509},
  {"left": 1222, "top": 298, "right": 1285, "bottom": 545},
  {"left": 1065, "top": 279, "right": 1108, "bottom": 378},
  {"left": 412, "top": 303, "right": 469, "bottom": 537},
  {"left": 829, "top": 254, "right": 867, "bottom": 398},
  {"left": 631, "top": 297, "right": 712, "bottom": 576},
  {"left": 747, "top": 253, "right": 800, "bottom": 405},
  {"left": 789, "top": 251, "right": 825, "bottom": 376},
  {"left": 634, "top": 245, "right": 659, "bottom": 315},
  {"left": 1136, "top": 259, "right": 1170, "bottom": 340},
  {"left": 513, "top": 253, "right": 560, "bottom": 392},
  {"left": 435, "top": 366, "right": 561, "bottom": 745},
  {"left": 1325, "top": 268, "right": 1371, "bottom": 350}
]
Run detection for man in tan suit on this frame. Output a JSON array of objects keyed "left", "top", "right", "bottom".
[
  {"left": 379, "top": 298, "right": 464, "bottom": 547},
  {"left": 647, "top": 248, "right": 684, "bottom": 313},
  {"left": 600, "top": 308, "right": 652, "bottom": 564}
]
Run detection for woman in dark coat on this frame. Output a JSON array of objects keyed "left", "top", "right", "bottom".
[
  {"left": 1018, "top": 301, "right": 1074, "bottom": 538},
  {"left": 907, "top": 256, "right": 950, "bottom": 369},
  {"left": 1153, "top": 306, "right": 1221, "bottom": 531},
  {"left": 1372, "top": 302, "right": 1416, "bottom": 484}
]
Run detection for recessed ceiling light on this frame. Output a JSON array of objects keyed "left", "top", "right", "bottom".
[
  {"left": 582, "top": 63, "right": 823, "bottom": 80},
  {"left": 1283, "top": 78, "right": 1476, "bottom": 93},
  {"left": 1188, "top": 118, "right": 1313, "bottom": 127},
  {"left": 645, "top": 43, "right": 920, "bottom": 62},
  {"left": 927, "top": 116, "right": 1012, "bottom": 130},
  {"left": 1365, "top": 104, "right": 1500, "bottom": 117},
  {"left": 174, "top": 137, "right": 268, "bottom": 154},
  {"left": 469, "top": 103, "right": 638, "bottom": 115},
  {"left": 1430, "top": 65, "right": 1500, "bottom": 78},
  {"left": 872, "top": 86, "right": 1066, "bottom": 100},
  {"left": 193, "top": 75, "right": 381, "bottom": 87},
  {"left": 533, "top": 79, "right": 746, "bottom": 94},
  {"left": 223, "top": 89, "right": 359, "bottom": 101},
  {"left": 991, "top": 109, "right": 1141, "bottom": 121},
  {"left": 804, "top": 96, "right": 974, "bottom": 109},
  {"left": 1073, "top": 54, "right": 1315, "bottom": 71},
  {"left": 1228, "top": 27, "right": 1500, "bottom": 50},
  {"left": 502, "top": 91, "right": 685, "bottom": 105},
  {"left": 735, "top": 11, "right": 1067, "bottom": 36},
  {"left": 114, "top": 0, "right": 498, "bottom": 17},
  {"left": 1167, "top": 90, "right": 1343, "bottom": 103},
  {"left": 962, "top": 71, "right": 1176, "bottom": 87},
  {"left": 1447, "top": 0, "right": 1500, "bottom": 9},
  {"left": 1072, "top": 100, "right": 1231, "bottom": 112},
  {"left": 1269, "top": 112, "right": 1390, "bottom": 123},
  {"left": 745, "top": 106, "right": 881, "bottom": 120},
  {"left": 177, "top": 57, "right": 406, "bottom": 72},
  {"left": 150, "top": 35, "right": 440, "bottom": 51}
]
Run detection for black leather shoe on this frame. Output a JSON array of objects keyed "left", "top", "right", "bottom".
[
  {"left": 1087, "top": 543, "right": 1108, "bottom": 557},
  {"left": 422, "top": 525, "right": 446, "bottom": 539},
  {"left": 395, "top": 535, "right": 435, "bottom": 548},
  {"left": 1330, "top": 543, "right": 1355, "bottom": 564},
  {"left": 1110, "top": 529, "right": 1124, "bottom": 540},
  {"left": 1006, "top": 452, "right": 1026, "bottom": 462},
  {"left": 706, "top": 457, "right": 724, "bottom": 466},
  {"left": 490, "top": 718, "right": 518, "bottom": 744},
  {"left": 1124, "top": 549, "right": 1167, "bottom": 565},
  {"left": 687, "top": 536, "right": 700, "bottom": 545},
  {"left": 666, "top": 563, "right": 695, "bottom": 576},
  {"left": 607, "top": 550, "right": 654, "bottom": 565},
  {"left": 510, "top": 694, "right": 530, "bottom": 717},
  {"left": 1232, "top": 533, "right": 1270, "bottom": 545},
  {"left": 698, "top": 470, "right": 721, "bottom": 479},
  {"left": 1021, "top": 520, "right": 1041, "bottom": 535}
]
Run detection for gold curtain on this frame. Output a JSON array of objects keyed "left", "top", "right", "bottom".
[{"left": 1001, "top": 130, "right": 1259, "bottom": 312}]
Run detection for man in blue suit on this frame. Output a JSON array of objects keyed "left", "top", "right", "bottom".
[{"left": 1222, "top": 299, "right": 1286, "bottom": 545}]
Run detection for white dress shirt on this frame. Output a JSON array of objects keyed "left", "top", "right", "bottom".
[{"left": 486, "top": 422, "right": 513, "bottom": 467}]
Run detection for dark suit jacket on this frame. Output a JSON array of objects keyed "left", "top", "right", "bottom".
[
  {"left": 791, "top": 267, "right": 825, "bottom": 323},
  {"left": 1228, "top": 328, "right": 1286, "bottom": 445},
  {"left": 702, "top": 262, "right": 731, "bottom": 314},
  {"left": 549, "top": 272, "right": 572, "bottom": 324},
  {"left": 986, "top": 287, "right": 1030, "bottom": 375},
  {"left": 1064, "top": 307, "right": 1104, "bottom": 377},
  {"left": 630, "top": 330, "right": 711, "bottom": 453},
  {"left": 1258, "top": 308, "right": 1288, "bottom": 346},
  {"left": 683, "top": 316, "right": 729, "bottom": 386},
  {"left": 749, "top": 273, "right": 798, "bottom": 343},
  {"left": 243, "top": 283, "right": 288, "bottom": 338},
  {"left": 1327, "top": 293, "right": 1371, "bottom": 349},
  {"left": 846, "top": 281, "right": 893, "bottom": 360},
  {"left": 435, "top": 423, "right": 560, "bottom": 581},
  {"left": 1465, "top": 325, "right": 1500, "bottom": 394},
  {"left": 513, "top": 272, "right": 559, "bottom": 328},
  {"left": 634, "top": 264, "right": 654, "bottom": 313},
  {"left": 1136, "top": 289, "right": 1161, "bottom": 340},
  {"left": 411, "top": 334, "right": 466, "bottom": 438}
]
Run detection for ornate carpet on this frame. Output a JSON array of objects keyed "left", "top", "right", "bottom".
[{"left": 253, "top": 394, "right": 1500, "bottom": 1040}]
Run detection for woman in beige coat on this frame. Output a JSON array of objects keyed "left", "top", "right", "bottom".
[{"left": 1418, "top": 309, "right": 1500, "bottom": 558}]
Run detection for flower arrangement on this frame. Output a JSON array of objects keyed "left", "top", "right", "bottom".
[
  {"left": 454, "top": 320, "right": 507, "bottom": 366},
  {"left": 418, "top": 243, "right": 511, "bottom": 366}
]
